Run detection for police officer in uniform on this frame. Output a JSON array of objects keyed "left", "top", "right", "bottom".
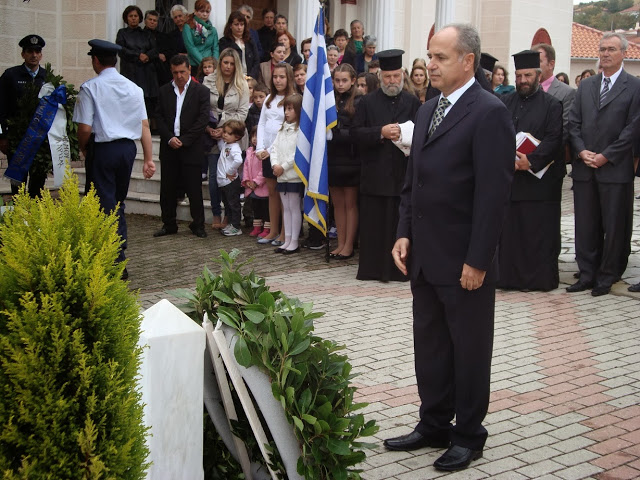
[
  {"left": 73, "top": 40, "right": 156, "bottom": 279},
  {"left": 0, "top": 34, "right": 48, "bottom": 196}
]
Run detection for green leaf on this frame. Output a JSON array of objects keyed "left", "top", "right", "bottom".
[
  {"left": 327, "top": 438, "right": 351, "bottom": 455},
  {"left": 234, "top": 337, "right": 252, "bottom": 367},
  {"left": 301, "top": 414, "right": 317, "bottom": 425},
  {"left": 243, "top": 310, "right": 265, "bottom": 324},
  {"left": 212, "top": 290, "right": 234, "bottom": 303},
  {"left": 281, "top": 332, "right": 288, "bottom": 352},
  {"left": 292, "top": 415, "right": 304, "bottom": 431},
  {"left": 300, "top": 388, "right": 312, "bottom": 412},
  {"left": 289, "top": 338, "right": 310, "bottom": 356},
  {"left": 258, "top": 290, "right": 275, "bottom": 310}
]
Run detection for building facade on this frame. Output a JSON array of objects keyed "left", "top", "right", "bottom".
[{"left": 1, "top": 0, "right": 573, "bottom": 89}]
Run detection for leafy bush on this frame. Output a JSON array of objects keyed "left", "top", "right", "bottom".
[
  {"left": 179, "top": 250, "right": 378, "bottom": 480},
  {"left": 0, "top": 176, "right": 148, "bottom": 479}
]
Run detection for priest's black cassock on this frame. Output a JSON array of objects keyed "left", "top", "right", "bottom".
[
  {"left": 353, "top": 87, "right": 421, "bottom": 281},
  {"left": 498, "top": 87, "right": 564, "bottom": 291}
]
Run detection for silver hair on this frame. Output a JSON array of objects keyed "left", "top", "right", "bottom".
[
  {"left": 442, "top": 23, "right": 481, "bottom": 71},
  {"left": 238, "top": 4, "right": 253, "bottom": 17},
  {"left": 170, "top": 4, "right": 188, "bottom": 17},
  {"left": 327, "top": 45, "right": 339, "bottom": 52},
  {"left": 601, "top": 32, "right": 628, "bottom": 52},
  {"left": 364, "top": 35, "right": 377, "bottom": 48}
]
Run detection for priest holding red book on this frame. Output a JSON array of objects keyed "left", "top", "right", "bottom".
[{"left": 497, "top": 50, "right": 564, "bottom": 291}]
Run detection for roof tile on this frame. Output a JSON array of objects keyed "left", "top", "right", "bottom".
[{"left": 572, "top": 22, "right": 640, "bottom": 60}]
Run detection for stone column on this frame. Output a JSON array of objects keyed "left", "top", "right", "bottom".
[
  {"left": 294, "top": 0, "right": 320, "bottom": 45},
  {"left": 435, "top": 0, "right": 456, "bottom": 31},
  {"left": 365, "top": 0, "right": 394, "bottom": 51}
]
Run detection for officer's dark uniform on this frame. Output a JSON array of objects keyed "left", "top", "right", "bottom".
[{"left": 0, "top": 35, "right": 48, "bottom": 196}]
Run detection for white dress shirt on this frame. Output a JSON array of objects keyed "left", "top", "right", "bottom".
[
  {"left": 72, "top": 67, "right": 147, "bottom": 143},
  {"left": 173, "top": 77, "right": 191, "bottom": 136}
]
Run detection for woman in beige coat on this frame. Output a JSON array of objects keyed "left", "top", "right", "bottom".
[{"left": 203, "top": 48, "right": 249, "bottom": 228}]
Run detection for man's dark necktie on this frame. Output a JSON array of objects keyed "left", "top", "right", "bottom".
[
  {"left": 429, "top": 96, "right": 451, "bottom": 137},
  {"left": 600, "top": 77, "right": 611, "bottom": 107}
]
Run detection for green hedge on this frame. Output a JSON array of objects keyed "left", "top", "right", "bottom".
[{"left": 0, "top": 177, "right": 148, "bottom": 479}]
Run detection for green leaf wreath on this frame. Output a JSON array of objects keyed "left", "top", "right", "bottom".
[
  {"left": 175, "top": 249, "right": 378, "bottom": 480},
  {"left": 6, "top": 63, "right": 79, "bottom": 179}
]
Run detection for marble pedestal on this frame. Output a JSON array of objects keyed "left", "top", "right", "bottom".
[{"left": 140, "top": 299, "right": 205, "bottom": 480}]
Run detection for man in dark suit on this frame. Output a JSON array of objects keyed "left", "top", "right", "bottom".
[
  {"left": 154, "top": 54, "right": 210, "bottom": 238},
  {"left": 567, "top": 32, "right": 640, "bottom": 296},
  {"left": 386, "top": 24, "right": 514, "bottom": 472}
]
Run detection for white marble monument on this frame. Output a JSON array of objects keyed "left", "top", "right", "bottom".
[{"left": 139, "top": 299, "right": 206, "bottom": 480}]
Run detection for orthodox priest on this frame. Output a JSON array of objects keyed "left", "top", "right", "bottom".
[
  {"left": 497, "top": 50, "right": 564, "bottom": 291},
  {"left": 352, "top": 49, "right": 421, "bottom": 281}
]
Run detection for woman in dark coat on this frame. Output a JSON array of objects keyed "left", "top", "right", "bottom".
[
  {"left": 328, "top": 64, "right": 361, "bottom": 260},
  {"left": 116, "top": 5, "right": 159, "bottom": 114},
  {"left": 218, "top": 11, "right": 260, "bottom": 80}
]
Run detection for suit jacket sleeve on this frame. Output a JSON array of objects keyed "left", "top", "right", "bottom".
[
  {"left": 568, "top": 84, "right": 586, "bottom": 156},
  {"left": 527, "top": 97, "right": 563, "bottom": 172},
  {"left": 397, "top": 131, "right": 416, "bottom": 241},
  {"left": 601, "top": 85, "right": 640, "bottom": 165},
  {"left": 156, "top": 86, "right": 175, "bottom": 142},
  {"left": 560, "top": 87, "right": 576, "bottom": 145},
  {"left": 466, "top": 102, "right": 515, "bottom": 271},
  {"left": 179, "top": 85, "right": 210, "bottom": 147}
]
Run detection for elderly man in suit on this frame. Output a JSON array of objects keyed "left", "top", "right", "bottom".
[
  {"left": 154, "top": 54, "right": 210, "bottom": 238},
  {"left": 567, "top": 32, "right": 640, "bottom": 296},
  {"left": 387, "top": 24, "right": 514, "bottom": 472},
  {"left": 534, "top": 43, "right": 575, "bottom": 146}
]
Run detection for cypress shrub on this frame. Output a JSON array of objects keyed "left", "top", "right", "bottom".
[{"left": 0, "top": 176, "right": 149, "bottom": 479}]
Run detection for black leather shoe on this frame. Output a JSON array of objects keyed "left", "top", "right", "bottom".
[
  {"left": 191, "top": 228, "right": 207, "bottom": 238},
  {"left": 434, "top": 445, "right": 482, "bottom": 471},
  {"left": 383, "top": 431, "right": 449, "bottom": 451},
  {"left": 335, "top": 252, "right": 354, "bottom": 260},
  {"left": 153, "top": 227, "right": 178, "bottom": 237},
  {"left": 628, "top": 283, "right": 640, "bottom": 292},
  {"left": 566, "top": 280, "right": 594, "bottom": 293},
  {"left": 591, "top": 285, "right": 611, "bottom": 296},
  {"left": 274, "top": 247, "right": 285, "bottom": 254},
  {"left": 121, "top": 268, "right": 129, "bottom": 280},
  {"left": 282, "top": 247, "right": 300, "bottom": 255}
]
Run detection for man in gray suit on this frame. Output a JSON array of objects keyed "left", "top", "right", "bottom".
[
  {"left": 534, "top": 43, "right": 575, "bottom": 146},
  {"left": 567, "top": 32, "right": 640, "bottom": 296}
]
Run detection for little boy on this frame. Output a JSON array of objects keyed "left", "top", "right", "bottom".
[
  {"left": 217, "top": 120, "right": 245, "bottom": 236},
  {"left": 245, "top": 83, "right": 269, "bottom": 134}
]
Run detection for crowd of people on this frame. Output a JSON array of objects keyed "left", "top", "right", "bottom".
[{"left": 108, "top": 2, "right": 437, "bottom": 257}]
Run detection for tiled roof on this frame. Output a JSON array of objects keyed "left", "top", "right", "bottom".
[{"left": 572, "top": 22, "right": 640, "bottom": 59}]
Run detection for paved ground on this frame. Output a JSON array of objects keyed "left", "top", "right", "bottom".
[{"left": 130, "top": 177, "right": 640, "bottom": 480}]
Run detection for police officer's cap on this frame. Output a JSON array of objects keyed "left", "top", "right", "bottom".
[
  {"left": 19, "top": 35, "right": 45, "bottom": 50},
  {"left": 87, "top": 39, "right": 122, "bottom": 56},
  {"left": 377, "top": 49, "right": 405, "bottom": 71}
]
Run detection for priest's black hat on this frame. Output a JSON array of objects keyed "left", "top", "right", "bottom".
[
  {"left": 512, "top": 50, "right": 540, "bottom": 70},
  {"left": 19, "top": 34, "right": 45, "bottom": 50},
  {"left": 87, "top": 39, "right": 122, "bottom": 56},
  {"left": 480, "top": 52, "right": 498, "bottom": 73},
  {"left": 377, "top": 49, "right": 404, "bottom": 71}
]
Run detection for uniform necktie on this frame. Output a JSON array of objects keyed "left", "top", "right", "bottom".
[
  {"left": 429, "top": 97, "right": 451, "bottom": 137},
  {"left": 600, "top": 77, "right": 611, "bottom": 107}
]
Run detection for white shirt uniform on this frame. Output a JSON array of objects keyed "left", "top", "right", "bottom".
[{"left": 73, "top": 67, "right": 147, "bottom": 143}]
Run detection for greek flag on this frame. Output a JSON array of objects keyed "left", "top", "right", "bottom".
[{"left": 294, "top": 6, "right": 337, "bottom": 235}]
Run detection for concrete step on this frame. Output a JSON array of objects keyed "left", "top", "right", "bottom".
[
  {"left": 126, "top": 191, "right": 215, "bottom": 224},
  {"left": 75, "top": 167, "right": 213, "bottom": 200}
]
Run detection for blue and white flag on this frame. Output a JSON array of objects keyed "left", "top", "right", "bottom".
[{"left": 294, "top": 6, "right": 337, "bottom": 235}]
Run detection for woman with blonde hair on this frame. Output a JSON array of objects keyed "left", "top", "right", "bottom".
[
  {"left": 203, "top": 48, "right": 249, "bottom": 229},
  {"left": 410, "top": 63, "right": 428, "bottom": 103}
]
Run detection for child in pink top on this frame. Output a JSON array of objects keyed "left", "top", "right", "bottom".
[{"left": 242, "top": 126, "right": 270, "bottom": 236}]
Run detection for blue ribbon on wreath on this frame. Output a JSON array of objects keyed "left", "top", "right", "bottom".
[{"left": 4, "top": 84, "right": 67, "bottom": 184}]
